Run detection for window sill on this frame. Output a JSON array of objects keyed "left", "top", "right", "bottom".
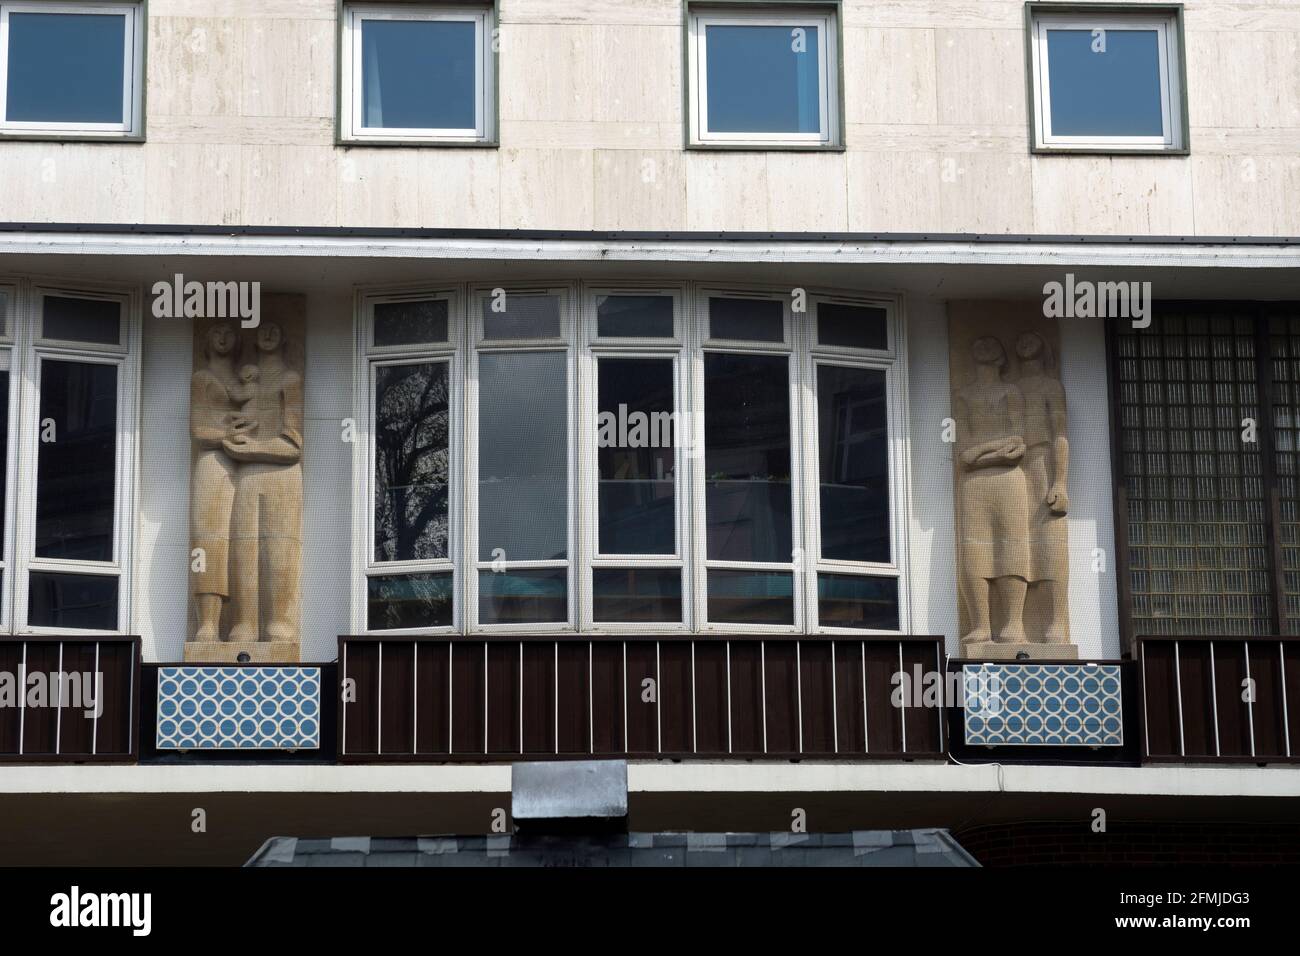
[
  {"left": 686, "top": 142, "right": 845, "bottom": 153},
  {"left": 337, "top": 137, "right": 499, "bottom": 149},
  {"left": 1030, "top": 144, "right": 1190, "bottom": 157},
  {"left": 0, "top": 132, "right": 144, "bottom": 144}
]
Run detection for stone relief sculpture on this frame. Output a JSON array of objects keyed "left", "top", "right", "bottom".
[
  {"left": 953, "top": 335, "right": 1032, "bottom": 646},
  {"left": 1015, "top": 330, "right": 1070, "bottom": 644},
  {"left": 186, "top": 298, "right": 305, "bottom": 662},
  {"left": 948, "top": 302, "right": 1073, "bottom": 659}
]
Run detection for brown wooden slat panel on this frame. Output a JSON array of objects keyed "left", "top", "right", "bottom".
[
  {"left": 799, "top": 641, "right": 835, "bottom": 754},
  {"left": 343, "top": 641, "right": 380, "bottom": 755},
  {"left": 486, "top": 641, "right": 520, "bottom": 754},
  {"left": 1212, "top": 642, "right": 1253, "bottom": 757},
  {"left": 763, "top": 641, "right": 799, "bottom": 754},
  {"left": 1286, "top": 644, "right": 1300, "bottom": 758},
  {"left": 94, "top": 642, "right": 135, "bottom": 756},
  {"left": 451, "top": 642, "right": 486, "bottom": 754},
  {"left": 379, "top": 643, "right": 415, "bottom": 756},
  {"left": 0, "top": 644, "right": 20, "bottom": 754},
  {"left": 1174, "top": 643, "right": 1215, "bottom": 757},
  {"left": 21, "top": 642, "right": 60, "bottom": 755},
  {"left": 658, "top": 642, "right": 693, "bottom": 753},
  {"left": 693, "top": 641, "right": 728, "bottom": 754},
  {"left": 556, "top": 642, "right": 590, "bottom": 754},
  {"left": 58, "top": 642, "right": 99, "bottom": 756},
  {"left": 590, "top": 642, "right": 624, "bottom": 755},
  {"left": 900, "top": 641, "right": 941, "bottom": 754},
  {"left": 1248, "top": 642, "right": 1287, "bottom": 758},
  {"left": 624, "top": 641, "right": 657, "bottom": 755},
  {"left": 414, "top": 642, "right": 451, "bottom": 754},
  {"left": 520, "top": 641, "right": 555, "bottom": 754},
  {"left": 728, "top": 641, "right": 764, "bottom": 754},
  {"left": 864, "top": 642, "right": 903, "bottom": 753},
  {"left": 1141, "top": 641, "right": 1179, "bottom": 757},
  {"left": 834, "top": 641, "right": 867, "bottom": 754}
]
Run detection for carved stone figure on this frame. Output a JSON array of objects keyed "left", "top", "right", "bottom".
[
  {"left": 953, "top": 335, "right": 1032, "bottom": 647},
  {"left": 948, "top": 301, "right": 1074, "bottom": 660},
  {"left": 186, "top": 298, "right": 305, "bottom": 662},
  {"left": 1015, "top": 330, "right": 1070, "bottom": 643}
]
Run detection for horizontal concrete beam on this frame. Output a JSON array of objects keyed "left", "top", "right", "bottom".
[{"left": 3, "top": 761, "right": 1298, "bottom": 800}]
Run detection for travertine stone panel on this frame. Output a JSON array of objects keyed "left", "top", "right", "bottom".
[
  {"left": 187, "top": 295, "right": 305, "bottom": 663},
  {"left": 949, "top": 301, "right": 1073, "bottom": 661}
]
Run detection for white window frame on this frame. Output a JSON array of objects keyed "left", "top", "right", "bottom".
[
  {"left": 351, "top": 281, "right": 910, "bottom": 638},
  {"left": 340, "top": 2, "right": 495, "bottom": 144},
  {"left": 580, "top": 285, "right": 691, "bottom": 634},
  {"left": 690, "top": 286, "right": 804, "bottom": 634},
  {"left": 1030, "top": 11, "right": 1183, "bottom": 152},
  {"left": 5, "top": 280, "right": 139, "bottom": 636},
  {"left": 687, "top": 7, "right": 839, "bottom": 147},
  {"left": 799, "top": 293, "right": 910, "bottom": 635},
  {"left": 0, "top": 282, "right": 16, "bottom": 634},
  {"left": 466, "top": 284, "right": 577, "bottom": 633},
  {"left": 0, "top": 1, "right": 144, "bottom": 138},
  {"left": 354, "top": 287, "right": 463, "bottom": 636}
]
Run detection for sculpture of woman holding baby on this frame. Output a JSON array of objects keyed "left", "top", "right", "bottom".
[{"left": 187, "top": 319, "right": 304, "bottom": 654}]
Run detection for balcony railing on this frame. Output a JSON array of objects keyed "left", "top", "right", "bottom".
[
  {"left": 1139, "top": 636, "right": 1299, "bottom": 764},
  {"left": 337, "top": 635, "right": 946, "bottom": 761},
  {"left": 0, "top": 637, "right": 139, "bottom": 762}
]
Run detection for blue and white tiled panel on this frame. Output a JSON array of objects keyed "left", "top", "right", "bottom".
[
  {"left": 962, "top": 663, "right": 1123, "bottom": 747},
  {"left": 156, "top": 666, "right": 322, "bottom": 750}
]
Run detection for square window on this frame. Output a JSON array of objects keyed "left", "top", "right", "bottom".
[
  {"left": 1029, "top": 7, "right": 1186, "bottom": 152},
  {"left": 341, "top": 3, "right": 495, "bottom": 144},
  {"left": 687, "top": 6, "right": 840, "bottom": 147},
  {"left": 0, "top": 3, "right": 143, "bottom": 138}
]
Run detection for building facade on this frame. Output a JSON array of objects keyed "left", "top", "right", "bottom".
[{"left": 0, "top": 0, "right": 1297, "bottom": 865}]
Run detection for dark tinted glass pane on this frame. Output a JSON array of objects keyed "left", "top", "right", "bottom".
[
  {"left": 367, "top": 572, "right": 453, "bottom": 630},
  {"left": 361, "top": 19, "right": 477, "bottom": 130},
  {"left": 592, "top": 568, "right": 682, "bottom": 623},
  {"left": 42, "top": 296, "right": 121, "bottom": 345},
  {"left": 373, "top": 299, "right": 449, "bottom": 346},
  {"left": 704, "top": 353, "right": 791, "bottom": 562},
  {"left": 478, "top": 351, "right": 567, "bottom": 560},
  {"left": 596, "top": 295, "right": 674, "bottom": 338},
  {"left": 374, "top": 362, "right": 450, "bottom": 562},
  {"left": 818, "top": 574, "right": 898, "bottom": 629},
  {"left": 7, "top": 13, "right": 126, "bottom": 124},
  {"left": 598, "top": 358, "right": 675, "bottom": 555},
  {"left": 36, "top": 360, "right": 117, "bottom": 561},
  {"left": 479, "top": 569, "right": 567, "bottom": 625},
  {"left": 1045, "top": 28, "right": 1164, "bottom": 137},
  {"left": 28, "top": 571, "right": 118, "bottom": 630},
  {"left": 818, "top": 365, "right": 889, "bottom": 562},
  {"left": 482, "top": 294, "right": 561, "bottom": 340},
  {"left": 707, "top": 569, "right": 793, "bottom": 625},
  {"left": 708, "top": 297, "right": 783, "bottom": 342},
  {"left": 704, "top": 23, "right": 821, "bottom": 133},
  {"left": 818, "top": 302, "right": 888, "bottom": 350}
]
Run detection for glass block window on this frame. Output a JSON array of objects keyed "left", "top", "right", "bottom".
[
  {"left": 1269, "top": 313, "right": 1300, "bottom": 632},
  {"left": 1115, "top": 310, "right": 1273, "bottom": 636}
]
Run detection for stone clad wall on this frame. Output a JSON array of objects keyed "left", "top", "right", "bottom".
[{"left": 0, "top": 0, "right": 1294, "bottom": 233}]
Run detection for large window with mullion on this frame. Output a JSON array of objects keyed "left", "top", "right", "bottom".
[
  {"left": 1112, "top": 304, "right": 1300, "bottom": 642},
  {"left": 361, "top": 291, "right": 459, "bottom": 633},
  {"left": 582, "top": 288, "right": 686, "bottom": 629},
  {"left": 469, "top": 286, "right": 574, "bottom": 630},
  {"left": 803, "top": 295, "right": 902, "bottom": 633},
  {"left": 14, "top": 285, "right": 135, "bottom": 634},
  {"left": 695, "top": 291, "right": 800, "bottom": 630}
]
